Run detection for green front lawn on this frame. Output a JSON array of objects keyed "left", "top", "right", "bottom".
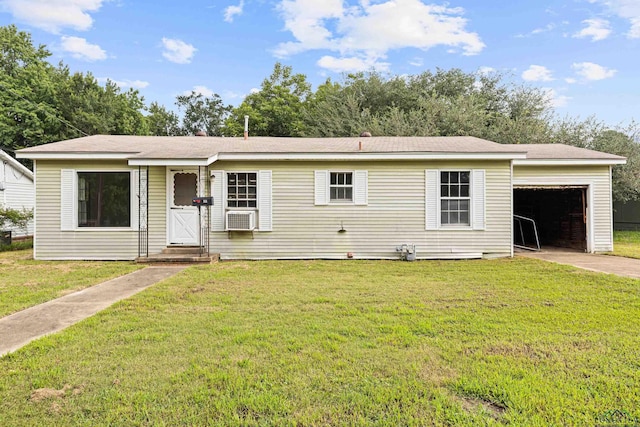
[
  {"left": 0, "top": 250, "right": 142, "bottom": 317},
  {"left": 612, "top": 230, "right": 640, "bottom": 259},
  {"left": 1, "top": 259, "right": 639, "bottom": 426}
]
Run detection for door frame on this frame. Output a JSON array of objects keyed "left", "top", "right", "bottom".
[
  {"left": 512, "top": 180, "right": 594, "bottom": 253},
  {"left": 166, "top": 168, "right": 200, "bottom": 246}
]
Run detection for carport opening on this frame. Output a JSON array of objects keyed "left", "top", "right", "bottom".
[{"left": 514, "top": 187, "right": 587, "bottom": 251}]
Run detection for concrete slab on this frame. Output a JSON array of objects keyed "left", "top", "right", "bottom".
[
  {"left": 518, "top": 250, "right": 640, "bottom": 279},
  {"left": 0, "top": 266, "right": 186, "bottom": 357}
]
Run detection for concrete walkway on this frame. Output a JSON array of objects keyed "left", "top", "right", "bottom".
[
  {"left": 0, "top": 266, "right": 186, "bottom": 357},
  {"left": 518, "top": 250, "right": 640, "bottom": 279}
]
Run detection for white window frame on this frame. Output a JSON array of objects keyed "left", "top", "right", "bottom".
[
  {"left": 210, "top": 170, "right": 272, "bottom": 232},
  {"left": 61, "top": 169, "right": 138, "bottom": 232},
  {"left": 426, "top": 169, "right": 485, "bottom": 231},
  {"left": 226, "top": 171, "right": 258, "bottom": 210},
  {"left": 329, "top": 171, "right": 354, "bottom": 203},
  {"left": 440, "top": 170, "right": 471, "bottom": 227},
  {"left": 315, "top": 170, "right": 368, "bottom": 206}
]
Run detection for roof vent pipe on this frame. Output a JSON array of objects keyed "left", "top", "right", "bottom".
[
  {"left": 359, "top": 131, "right": 372, "bottom": 137},
  {"left": 195, "top": 130, "right": 207, "bottom": 137},
  {"left": 244, "top": 115, "right": 249, "bottom": 140}
]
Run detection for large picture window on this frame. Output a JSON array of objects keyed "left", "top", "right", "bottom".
[
  {"left": 440, "top": 171, "right": 470, "bottom": 226},
  {"left": 78, "top": 172, "right": 131, "bottom": 227},
  {"left": 227, "top": 172, "right": 257, "bottom": 208}
]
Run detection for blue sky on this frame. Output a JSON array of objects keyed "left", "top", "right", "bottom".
[{"left": 0, "top": 0, "right": 638, "bottom": 126}]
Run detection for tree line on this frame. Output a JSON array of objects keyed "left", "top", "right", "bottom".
[{"left": 1, "top": 25, "right": 638, "bottom": 202}]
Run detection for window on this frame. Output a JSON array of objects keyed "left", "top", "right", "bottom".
[
  {"left": 330, "top": 172, "right": 353, "bottom": 202},
  {"left": 78, "top": 172, "right": 131, "bottom": 227},
  {"left": 440, "top": 171, "right": 470, "bottom": 226},
  {"left": 227, "top": 172, "right": 257, "bottom": 208}
]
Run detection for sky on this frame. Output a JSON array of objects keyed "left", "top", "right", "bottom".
[{"left": 0, "top": 0, "right": 638, "bottom": 126}]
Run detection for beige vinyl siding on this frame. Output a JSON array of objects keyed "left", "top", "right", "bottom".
[
  {"left": 513, "top": 165, "right": 613, "bottom": 252},
  {"left": 210, "top": 160, "right": 513, "bottom": 260},
  {"left": 33, "top": 161, "right": 165, "bottom": 260}
]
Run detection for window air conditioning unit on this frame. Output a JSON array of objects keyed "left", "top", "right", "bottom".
[{"left": 226, "top": 211, "right": 256, "bottom": 231}]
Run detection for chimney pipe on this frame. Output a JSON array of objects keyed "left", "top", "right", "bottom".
[{"left": 244, "top": 115, "right": 249, "bottom": 140}]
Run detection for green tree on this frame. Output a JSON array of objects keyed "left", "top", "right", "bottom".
[
  {"left": 53, "top": 70, "right": 149, "bottom": 137},
  {"left": 146, "top": 101, "right": 182, "bottom": 136},
  {"left": 226, "top": 62, "right": 311, "bottom": 137},
  {"left": 0, "top": 207, "right": 33, "bottom": 234},
  {"left": 176, "top": 91, "right": 229, "bottom": 136},
  {"left": 0, "top": 25, "right": 59, "bottom": 150},
  {"left": 591, "top": 127, "right": 640, "bottom": 203}
]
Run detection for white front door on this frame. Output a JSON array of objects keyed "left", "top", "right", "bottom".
[{"left": 168, "top": 170, "right": 199, "bottom": 245}]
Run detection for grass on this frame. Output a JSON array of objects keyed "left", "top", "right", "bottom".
[
  {"left": 1, "top": 258, "right": 639, "bottom": 426},
  {"left": 612, "top": 230, "right": 640, "bottom": 259},
  {"left": 0, "top": 249, "right": 142, "bottom": 317},
  {"left": 0, "top": 237, "right": 33, "bottom": 252}
]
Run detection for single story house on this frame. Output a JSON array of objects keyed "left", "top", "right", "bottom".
[
  {"left": 17, "top": 135, "right": 625, "bottom": 260},
  {"left": 0, "top": 149, "right": 34, "bottom": 238}
]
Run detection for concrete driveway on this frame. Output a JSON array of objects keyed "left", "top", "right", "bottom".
[
  {"left": 518, "top": 250, "right": 640, "bottom": 279},
  {"left": 0, "top": 266, "right": 186, "bottom": 357}
]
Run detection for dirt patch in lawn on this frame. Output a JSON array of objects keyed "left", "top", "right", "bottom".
[
  {"left": 456, "top": 395, "right": 506, "bottom": 420},
  {"left": 30, "top": 384, "right": 84, "bottom": 402}
]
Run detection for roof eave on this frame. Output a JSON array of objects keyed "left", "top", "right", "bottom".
[
  {"left": 17, "top": 152, "right": 135, "bottom": 160},
  {"left": 0, "top": 150, "right": 33, "bottom": 180},
  {"left": 128, "top": 155, "right": 217, "bottom": 166},
  {"left": 215, "top": 152, "right": 528, "bottom": 161},
  {"left": 513, "top": 159, "right": 627, "bottom": 166}
]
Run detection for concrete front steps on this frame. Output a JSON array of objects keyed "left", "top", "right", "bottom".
[{"left": 136, "top": 246, "right": 219, "bottom": 264}]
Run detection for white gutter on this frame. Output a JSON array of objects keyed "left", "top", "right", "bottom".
[
  {"left": 1, "top": 150, "right": 34, "bottom": 180},
  {"left": 17, "top": 152, "right": 134, "bottom": 160},
  {"left": 513, "top": 159, "right": 626, "bottom": 166},
  {"left": 127, "top": 156, "right": 218, "bottom": 166},
  {"left": 213, "top": 152, "right": 527, "bottom": 162}
]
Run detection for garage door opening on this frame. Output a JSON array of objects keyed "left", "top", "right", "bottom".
[{"left": 514, "top": 187, "right": 588, "bottom": 251}]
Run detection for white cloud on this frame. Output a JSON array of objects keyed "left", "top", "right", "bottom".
[
  {"left": 588, "top": 0, "right": 640, "bottom": 38},
  {"left": 543, "top": 88, "right": 571, "bottom": 108},
  {"left": 184, "top": 85, "right": 215, "bottom": 97},
  {"left": 521, "top": 65, "right": 554, "bottom": 82},
  {"left": 0, "top": 0, "right": 105, "bottom": 33},
  {"left": 224, "top": 1, "right": 244, "bottom": 22},
  {"left": 223, "top": 90, "right": 241, "bottom": 100},
  {"left": 161, "top": 38, "right": 196, "bottom": 64},
  {"left": 516, "top": 22, "right": 556, "bottom": 38},
  {"left": 275, "top": 0, "right": 484, "bottom": 72},
  {"left": 249, "top": 88, "right": 260, "bottom": 94},
  {"left": 477, "top": 66, "right": 496, "bottom": 75},
  {"left": 565, "top": 77, "right": 578, "bottom": 84},
  {"left": 97, "top": 77, "right": 149, "bottom": 89},
  {"left": 60, "top": 36, "right": 107, "bottom": 61},
  {"left": 573, "top": 18, "right": 611, "bottom": 41},
  {"left": 572, "top": 61, "right": 617, "bottom": 81},
  {"left": 317, "top": 55, "right": 390, "bottom": 73},
  {"left": 409, "top": 57, "right": 423, "bottom": 67},
  {"left": 531, "top": 23, "right": 556, "bottom": 35}
]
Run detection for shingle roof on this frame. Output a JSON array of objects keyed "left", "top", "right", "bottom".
[
  {"left": 19, "top": 135, "right": 524, "bottom": 158},
  {"left": 17, "top": 135, "right": 625, "bottom": 163},
  {"left": 503, "top": 143, "right": 625, "bottom": 161}
]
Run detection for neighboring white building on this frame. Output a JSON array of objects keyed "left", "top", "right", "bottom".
[
  {"left": 0, "top": 149, "right": 34, "bottom": 237},
  {"left": 17, "top": 135, "right": 625, "bottom": 260}
]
